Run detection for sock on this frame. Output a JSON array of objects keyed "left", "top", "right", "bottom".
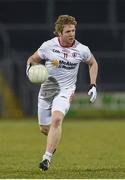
[{"left": 43, "top": 151, "right": 52, "bottom": 162}]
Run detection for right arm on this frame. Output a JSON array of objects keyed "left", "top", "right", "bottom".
[
  {"left": 27, "top": 51, "right": 41, "bottom": 65},
  {"left": 26, "top": 51, "right": 42, "bottom": 76}
]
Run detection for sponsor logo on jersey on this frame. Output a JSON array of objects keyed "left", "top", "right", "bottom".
[
  {"left": 51, "top": 59, "right": 59, "bottom": 67},
  {"left": 51, "top": 59, "right": 77, "bottom": 69},
  {"left": 52, "top": 49, "right": 60, "bottom": 53},
  {"left": 59, "top": 60, "right": 78, "bottom": 69}
]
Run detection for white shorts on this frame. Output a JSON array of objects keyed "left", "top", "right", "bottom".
[{"left": 38, "top": 89, "right": 74, "bottom": 125}]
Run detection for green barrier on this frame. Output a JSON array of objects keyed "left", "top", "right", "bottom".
[
  {"left": 66, "top": 93, "right": 125, "bottom": 119},
  {"left": 67, "top": 109, "right": 125, "bottom": 119}
]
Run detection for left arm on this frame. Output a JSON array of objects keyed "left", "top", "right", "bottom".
[
  {"left": 85, "top": 55, "right": 98, "bottom": 103},
  {"left": 86, "top": 55, "right": 98, "bottom": 86}
]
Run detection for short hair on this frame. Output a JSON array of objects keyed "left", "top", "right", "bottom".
[{"left": 54, "top": 15, "right": 77, "bottom": 36}]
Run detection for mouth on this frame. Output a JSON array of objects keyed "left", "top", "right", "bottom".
[{"left": 69, "top": 37, "right": 74, "bottom": 41}]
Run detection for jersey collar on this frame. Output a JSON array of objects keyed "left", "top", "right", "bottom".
[{"left": 58, "top": 37, "right": 75, "bottom": 48}]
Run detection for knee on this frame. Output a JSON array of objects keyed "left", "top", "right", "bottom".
[
  {"left": 52, "top": 117, "right": 62, "bottom": 128},
  {"left": 39, "top": 125, "right": 50, "bottom": 135}
]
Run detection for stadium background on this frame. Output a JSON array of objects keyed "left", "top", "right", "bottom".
[
  {"left": 0, "top": 0, "right": 125, "bottom": 118},
  {"left": 0, "top": 0, "right": 125, "bottom": 178}
]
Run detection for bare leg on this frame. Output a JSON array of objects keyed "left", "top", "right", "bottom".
[
  {"left": 39, "top": 111, "right": 64, "bottom": 171},
  {"left": 39, "top": 124, "right": 56, "bottom": 154},
  {"left": 46, "top": 111, "right": 64, "bottom": 153}
]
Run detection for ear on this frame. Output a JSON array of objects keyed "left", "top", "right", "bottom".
[{"left": 58, "top": 32, "right": 62, "bottom": 36}]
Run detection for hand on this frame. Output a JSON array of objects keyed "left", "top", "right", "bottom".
[
  {"left": 26, "top": 63, "right": 31, "bottom": 76},
  {"left": 88, "top": 84, "right": 97, "bottom": 103}
]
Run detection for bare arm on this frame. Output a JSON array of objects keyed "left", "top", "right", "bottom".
[
  {"left": 86, "top": 55, "right": 98, "bottom": 85},
  {"left": 85, "top": 55, "right": 98, "bottom": 103},
  {"left": 27, "top": 51, "right": 41, "bottom": 65}
]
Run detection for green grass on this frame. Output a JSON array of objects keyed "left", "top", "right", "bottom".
[{"left": 0, "top": 118, "right": 125, "bottom": 178}]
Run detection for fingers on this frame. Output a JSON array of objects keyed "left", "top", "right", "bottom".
[
  {"left": 90, "top": 92, "right": 96, "bottom": 103},
  {"left": 88, "top": 86, "right": 97, "bottom": 103},
  {"left": 26, "top": 64, "right": 31, "bottom": 76}
]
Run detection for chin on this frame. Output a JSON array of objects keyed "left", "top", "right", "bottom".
[{"left": 69, "top": 40, "right": 74, "bottom": 44}]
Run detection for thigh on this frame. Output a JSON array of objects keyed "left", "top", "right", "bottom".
[
  {"left": 38, "top": 98, "right": 52, "bottom": 125},
  {"left": 52, "top": 90, "right": 74, "bottom": 116}
]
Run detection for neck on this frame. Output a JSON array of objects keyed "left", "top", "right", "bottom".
[{"left": 58, "top": 37, "right": 75, "bottom": 48}]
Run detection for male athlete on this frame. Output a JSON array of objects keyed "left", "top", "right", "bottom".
[{"left": 26, "top": 15, "right": 98, "bottom": 171}]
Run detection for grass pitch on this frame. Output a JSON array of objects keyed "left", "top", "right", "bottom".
[{"left": 0, "top": 118, "right": 125, "bottom": 178}]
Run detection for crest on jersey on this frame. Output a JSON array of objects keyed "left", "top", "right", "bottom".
[
  {"left": 72, "top": 52, "right": 77, "bottom": 57},
  {"left": 51, "top": 59, "right": 59, "bottom": 67}
]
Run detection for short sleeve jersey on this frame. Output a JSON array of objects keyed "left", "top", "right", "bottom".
[{"left": 38, "top": 37, "right": 91, "bottom": 91}]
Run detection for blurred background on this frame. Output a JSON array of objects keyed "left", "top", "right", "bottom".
[{"left": 0, "top": 0, "right": 125, "bottom": 118}]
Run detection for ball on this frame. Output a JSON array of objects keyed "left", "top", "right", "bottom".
[{"left": 28, "top": 64, "right": 49, "bottom": 84}]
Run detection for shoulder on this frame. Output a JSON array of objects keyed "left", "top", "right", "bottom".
[
  {"left": 41, "top": 37, "right": 58, "bottom": 47},
  {"left": 74, "top": 40, "right": 92, "bottom": 61},
  {"left": 37, "top": 37, "right": 58, "bottom": 59},
  {"left": 75, "top": 40, "right": 90, "bottom": 52}
]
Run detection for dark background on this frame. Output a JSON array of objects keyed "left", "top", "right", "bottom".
[{"left": 0, "top": 0, "right": 125, "bottom": 116}]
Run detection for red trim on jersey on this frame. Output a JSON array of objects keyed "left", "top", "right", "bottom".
[{"left": 58, "top": 38, "right": 75, "bottom": 48}]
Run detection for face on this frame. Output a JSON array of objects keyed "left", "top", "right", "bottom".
[{"left": 59, "top": 24, "right": 76, "bottom": 46}]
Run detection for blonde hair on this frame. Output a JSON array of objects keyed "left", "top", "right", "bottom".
[{"left": 54, "top": 15, "right": 77, "bottom": 36}]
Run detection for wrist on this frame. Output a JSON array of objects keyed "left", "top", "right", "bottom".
[{"left": 90, "top": 84, "right": 96, "bottom": 88}]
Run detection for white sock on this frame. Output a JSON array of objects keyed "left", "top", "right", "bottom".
[{"left": 43, "top": 151, "right": 52, "bottom": 162}]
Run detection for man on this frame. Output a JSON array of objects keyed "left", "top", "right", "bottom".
[{"left": 26, "top": 15, "right": 98, "bottom": 171}]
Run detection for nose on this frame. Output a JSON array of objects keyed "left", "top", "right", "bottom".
[
  {"left": 71, "top": 32, "right": 74, "bottom": 36},
  {"left": 69, "top": 31, "right": 74, "bottom": 37}
]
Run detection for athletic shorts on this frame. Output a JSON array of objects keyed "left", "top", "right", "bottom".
[{"left": 38, "top": 89, "right": 74, "bottom": 125}]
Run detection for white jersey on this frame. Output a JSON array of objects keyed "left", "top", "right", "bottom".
[{"left": 37, "top": 37, "right": 92, "bottom": 98}]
